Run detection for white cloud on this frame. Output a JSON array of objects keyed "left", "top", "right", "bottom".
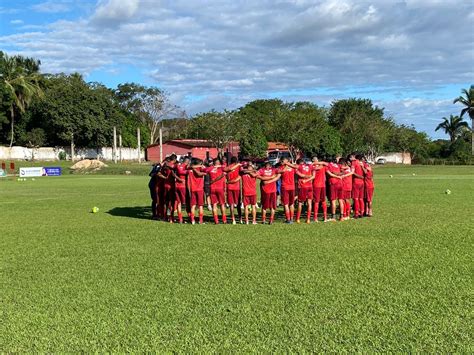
[
  {"left": 31, "top": 1, "right": 71, "bottom": 13},
  {"left": 10, "top": 19, "right": 24, "bottom": 25},
  {"left": 91, "top": 0, "right": 140, "bottom": 26}
]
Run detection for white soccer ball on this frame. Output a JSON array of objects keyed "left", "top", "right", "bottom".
[
  {"left": 32, "top": 178, "right": 35, "bottom": 181},
  {"left": 389, "top": 175, "right": 393, "bottom": 178},
  {"left": 412, "top": 173, "right": 416, "bottom": 176},
  {"left": 445, "top": 189, "right": 451, "bottom": 195}
]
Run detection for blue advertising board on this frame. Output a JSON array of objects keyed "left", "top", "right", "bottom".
[{"left": 43, "top": 167, "right": 62, "bottom": 176}]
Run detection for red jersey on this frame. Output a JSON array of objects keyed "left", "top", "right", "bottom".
[
  {"left": 162, "top": 163, "right": 175, "bottom": 188},
  {"left": 312, "top": 165, "right": 326, "bottom": 188},
  {"left": 327, "top": 162, "right": 341, "bottom": 185},
  {"left": 258, "top": 167, "right": 277, "bottom": 194},
  {"left": 351, "top": 159, "right": 365, "bottom": 185},
  {"left": 174, "top": 163, "right": 188, "bottom": 189},
  {"left": 226, "top": 164, "right": 241, "bottom": 191},
  {"left": 278, "top": 165, "right": 296, "bottom": 190},
  {"left": 364, "top": 163, "right": 374, "bottom": 189},
  {"left": 241, "top": 170, "right": 257, "bottom": 196},
  {"left": 297, "top": 164, "right": 313, "bottom": 189},
  {"left": 188, "top": 167, "right": 205, "bottom": 192},
  {"left": 341, "top": 165, "right": 353, "bottom": 191},
  {"left": 205, "top": 166, "right": 226, "bottom": 191}
]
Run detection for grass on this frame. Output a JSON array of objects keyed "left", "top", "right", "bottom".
[{"left": 0, "top": 165, "right": 473, "bottom": 352}]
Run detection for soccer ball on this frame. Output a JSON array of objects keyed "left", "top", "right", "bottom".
[
  {"left": 92, "top": 207, "right": 99, "bottom": 213},
  {"left": 389, "top": 175, "right": 393, "bottom": 178},
  {"left": 412, "top": 173, "right": 416, "bottom": 176},
  {"left": 32, "top": 178, "right": 35, "bottom": 181},
  {"left": 445, "top": 189, "right": 451, "bottom": 195}
]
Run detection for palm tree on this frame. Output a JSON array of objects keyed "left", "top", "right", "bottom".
[
  {"left": 435, "top": 115, "right": 469, "bottom": 143},
  {"left": 453, "top": 86, "right": 474, "bottom": 155},
  {"left": 0, "top": 52, "right": 43, "bottom": 147}
]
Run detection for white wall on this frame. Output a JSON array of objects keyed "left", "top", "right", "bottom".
[
  {"left": 375, "top": 152, "right": 411, "bottom": 164},
  {"left": 0, "top": 146, "right": 144, "bottom": 161}
]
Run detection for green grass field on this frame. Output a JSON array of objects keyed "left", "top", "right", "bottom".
[{"left": 1, "top": 165, "right": 473, "bottom": 352}]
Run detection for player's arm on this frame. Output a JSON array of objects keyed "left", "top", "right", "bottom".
[
  {"left": 353, "top": 171, "right": 364, "bottom": 179},
  {"left": 295, "top": 170, "right": 312, "bottom": 179},
  {"left": 326, "top": 170, "right": 342, "bottom": 180},
  {"left": 210, "top": 173, "right": 226, "bottom": 185},
  {"left": 302, "top": 171, "right": 316, "bottom": 183},
  {"left": 227, "top": 176, "right": 241, "bottom": 184},
  {"left": 223, "top": 163, "right": 241, "bottom": 172},
  {"left": 263, "top": 174, "right": 281, "bottom": 184}
]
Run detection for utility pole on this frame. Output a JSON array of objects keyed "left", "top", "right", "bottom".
[
  {"left": 159, "top": 125, "right": 163, "bottom": 162},
  {"left": 119, "top": 134, "right": 122, "bottom": 162},
  {"left": 137, "top": 127, "right": 141, "bottom": 163},
  {"left": 113, "top": 126, "right": 117, "bottom": 164}
]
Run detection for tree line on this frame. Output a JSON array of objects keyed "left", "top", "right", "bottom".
[{"left": 0, "top": 51, "right": 472, "bottom": 163}]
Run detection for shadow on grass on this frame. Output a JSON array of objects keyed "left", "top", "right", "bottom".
[{"left": 107, "top": 206, "right": 153, "bottom": 220}]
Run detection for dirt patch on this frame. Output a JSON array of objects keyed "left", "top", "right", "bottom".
[{"left": 70, "top": 159, "right": 108, "bottom": 172}]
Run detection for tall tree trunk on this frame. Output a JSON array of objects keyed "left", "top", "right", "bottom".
[
  {"left": 472, "top": 118, "right": 474, "bottom": 156},
  {"left": 9, "top": 109, "right": 14, "bottom": 148}
]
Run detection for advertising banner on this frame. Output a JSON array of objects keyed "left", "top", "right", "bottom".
[{"left": 19, "top": 167, "right": 43, "bottom": 177}]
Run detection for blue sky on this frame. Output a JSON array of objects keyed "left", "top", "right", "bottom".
[{"left": 1, "top": 0, "right": 473, "bottom": 138}]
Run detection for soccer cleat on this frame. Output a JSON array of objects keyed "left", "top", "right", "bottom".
[
  {"left": 306, "top": 219, "right": 311, "bottom": 224},
  {"left": 296, "top": 219, "right": 301, "bottom": 224},
  {"left": 191, "top": 220, "right": 196, "bottom": 225},
  {"left": 232, "top": 220, "right": 237, "bottom": 225},
  {"left": 252, "top": 221, "right": 258, "bottom": 225}
]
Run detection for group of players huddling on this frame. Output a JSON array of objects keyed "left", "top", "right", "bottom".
[{"left": 148, "top": 152, "right": 374, "bottom": 225}]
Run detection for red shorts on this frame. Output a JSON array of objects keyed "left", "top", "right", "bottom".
[
  {"left": 298, "top": 187, "right": 313, "bottom": 202},
  {"left": 243, "top": 195, "right": 257, "bottom": 206},
  {"left": 313, "top": 186, "right": 326, "bottom": 202},
  {"left": 281, "top": 188, "right": 295, "bottom": 206},
  {"left": 365, "top": 187, "right": 374, "bottom": 202},
  {"left": 175, "top": 188, "right": 187, "bottom": 204},
  {"left": 227, "top": 189, "right": 240, "bottom": 205},
  {"left": 352, "top": 183, "right": 364, "bottom": 199},
  {"left": 190, "top": 190, "right": 204, "bottom": 206},
  {"left": 261, "top": 192, "right": 277, "bottom": 210},
  {"left": 342, "top": 190, "right": 352, "bottom": 200},
  {"left": 329, "top": 183, "right": 342, "bottom": 200},
  {"left": 210, "top": 190, "right": 225, "bottom": 205}
]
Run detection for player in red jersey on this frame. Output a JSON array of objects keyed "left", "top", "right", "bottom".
[
  {"left": 326, "top": 158, "right": 344, "bottom": 221},
  {"left": 188, "top": 158, "right": 207, "bottom": 224},
  {"left": 340, "top": 158, "right": 354, "bottom": 220},
  {"left": 205, "top": 158, "right": 227, "bottom": 224},
  {"left": 295, "top": 159, "right": 314, "bottom": 224},
  {"left": 257, "top": 161, "right": 280, "bottom": 224},
  {"left": 240, "top": 161, "right": 258, "bottom": 224},
  {"left": 173, "top": 156, "right": 190, "bottom": 224},
  {"left": 311, "top": 157, "right": 328, "bottom": 222},
  {"left": 349, "top": 153, "right": 365, "bottom": 218},
  {"left": 148, "top": 162, "right": 162, "bottom": 220},
  {"left": 362, "top": 158, "right": 375, "bottom": 217},
  {"left": 157, "top": 155, "right": 177, "bottom": 222},
  {"left": 224, "top": 156, "right": 242, "bottom": 224},
  {"left": 278, "top": 157, "right": 297, "bottom": 224}
]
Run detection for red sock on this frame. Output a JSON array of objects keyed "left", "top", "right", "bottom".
[
  {"left": 296, "top": 210, "right": 301, "bottom": 221},
  {"left": 190, "top": 213, "right": 195, "bottom": 223},
  {"left": 314, "top": 202, "right": 319, "bottom": 221},
  {"left": 322, "top": 202, "right": 327, "bottom": 220},
  {"left": 346, "top": 202, "right": 351, "bottom": 217},
  {"left": 360, "top": 199, "right": 365, "bottom": 215},
  {"left": 199, "top": 212, "right": 204, "bottom": 223},
  {"left": 270, "top": 215, "right": 274, "bottom": 223},
  {"left": 178, "top": 212, "right": 183, "bottom": 223},
  {"left": 222, "top": 214, "right": 227, "bottom": 223},
  {"left": 285, "top": 210, "right": 290, "bottom": 221},
  {"left": 214, "top": 214, "right": 219, "bottom": 224}
]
